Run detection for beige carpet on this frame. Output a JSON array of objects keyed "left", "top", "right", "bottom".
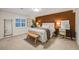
[{"left": 0, "top": 34, "right": 79, "bottom": 50}]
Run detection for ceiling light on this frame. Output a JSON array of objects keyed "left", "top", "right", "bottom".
[{"left": 32, "top": 8, "right": 41, "bottom": 12}]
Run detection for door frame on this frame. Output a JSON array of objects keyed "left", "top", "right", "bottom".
[{"left": 4, "top": 19, "right": 13, "bottom": 37}]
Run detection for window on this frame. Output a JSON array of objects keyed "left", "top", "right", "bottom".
[
  {"left": 61, "top": 20, "right": 70, "bottom": 30},
  {"left": 16, "top": 19, "right": 25, "bottom": 27}
]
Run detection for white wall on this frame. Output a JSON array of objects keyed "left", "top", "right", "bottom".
[
  {"left": 0, "top": 11, "right": 28, "bottom": 37},
  {"left": 75, "top": 9, "right": 79, "bottom": 46},
  {"left": 0, "top": 18, "right": 4, "bottom": 39}
]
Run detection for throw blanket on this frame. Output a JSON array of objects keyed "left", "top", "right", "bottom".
[{"left": 39, "top": 28, "right": 50, "bottom": 40}]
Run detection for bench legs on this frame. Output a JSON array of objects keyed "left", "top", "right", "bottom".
[
  {"left": 35, "top": 38, "right": 37, "bottom": 47},
  {"left": 27, "top": 35, "right": 38, "bottom": 47}
]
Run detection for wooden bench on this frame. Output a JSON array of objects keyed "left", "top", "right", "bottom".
[{"left": 27, "top": 32, "right": 39, "bottom": 47}]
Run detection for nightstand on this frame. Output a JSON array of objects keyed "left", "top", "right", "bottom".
[{"left": 54, "top": 29, "right": 59, "bottom": 37}]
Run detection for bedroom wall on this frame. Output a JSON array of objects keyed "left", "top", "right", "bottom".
[
  {"left": 75, "top": 9, "right": 79, "bottom": 46},
  {"left": 0, "top": 11, "right": 28, "bottom": 38},
  {"left": 36, "top": 10, "right": 75, "bottom": 30}
]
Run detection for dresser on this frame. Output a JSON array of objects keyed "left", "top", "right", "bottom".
[{"left": 66, "top": 29, "right": 76, "bottom": 40}]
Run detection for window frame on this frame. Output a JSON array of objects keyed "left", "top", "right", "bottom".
[{"left": 16, "top": 18, "right": 25, "bottom": 27}]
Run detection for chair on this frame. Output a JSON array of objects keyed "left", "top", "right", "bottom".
[{"left": 59, "top": 29, "right": 66, "bottom": 38}]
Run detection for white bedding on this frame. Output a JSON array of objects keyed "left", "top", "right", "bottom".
[
  {"left": 28, "top": 28, "right": 47, "bottom": 43},
  {"left": 42, "top": 23, "right": 55, "bottom": 38},
  {"left": 27, "top": 23, "right": 55, "bottom": 43}
]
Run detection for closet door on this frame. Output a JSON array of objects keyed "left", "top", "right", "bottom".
[
  {"left": 0, "top": 19, "right": 4, "bottom": 39},
  {"left": 4, "top": 19, "right": 12, "bottom": 36}
]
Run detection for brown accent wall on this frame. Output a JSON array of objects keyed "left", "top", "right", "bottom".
[{"left": 36, "top": 10, "right": 75, "bottom": 30}]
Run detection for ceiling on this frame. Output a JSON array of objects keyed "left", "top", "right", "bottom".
[{"left": 0, "top": 8, "right": 74, "bottom": 18}]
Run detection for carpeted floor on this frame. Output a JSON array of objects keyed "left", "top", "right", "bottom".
[{"left": 0, "top": 34, "right": 79, "bottom": 50}]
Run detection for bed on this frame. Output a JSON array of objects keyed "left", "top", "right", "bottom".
[{"left": 27, "top": 23, "right": 55, "bottom": 43}]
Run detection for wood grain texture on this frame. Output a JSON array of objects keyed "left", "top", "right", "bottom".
[{"left": 36, "top": 10, "right": 75, "bottom": 31}]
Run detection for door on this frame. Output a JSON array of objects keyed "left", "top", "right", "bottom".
[
  {"left": 0, "top": 19, "right": 4, "bottom": 39},
  {"left": 4, "top": 19, "right": 13, "bottom": 37}
]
